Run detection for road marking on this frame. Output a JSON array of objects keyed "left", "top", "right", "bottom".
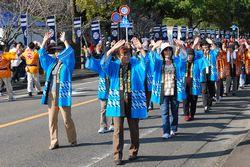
[
  {"left": 0, "top": 98, "right": 98, "bottom": 129},
  {"left": 83, "top": 127, "right": 159, "bottom": 167}
]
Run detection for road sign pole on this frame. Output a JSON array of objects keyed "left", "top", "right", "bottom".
[{"left": 126, "top": 27, "right": 128, "bottom": 42}]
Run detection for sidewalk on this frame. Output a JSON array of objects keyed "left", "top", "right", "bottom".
[
  {"left": 222, "top": 130, "right": 250, "bottom": 167},
  {"left": 12, "top": 69, "right": 97, "bottom": 91}
]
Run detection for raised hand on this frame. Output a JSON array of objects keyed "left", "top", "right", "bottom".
[
  {"left": 59, "top": 32, "right": 66, "bottom": 42},
  {"left": 206, "top": 38, "right": 213, "bottom": 45},
  {"left": 152, "top": 40, "right": 162, "bottom": 51},
  {"left": 41, "top": 32, "right": 52, "bottom": 48},
  {"left": 174, "top": 39, "right": 184, "bottom": 48},
  {"left": 192, "top": 37, "right": 200, "bottom": 49},
  {"left": 106, "top": 40, "right": 125, "bottom": 58},
  {"left": 131, "top": 37, "right": 142, "bottom": 50}
]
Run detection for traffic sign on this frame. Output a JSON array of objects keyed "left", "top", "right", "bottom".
[
  {"left": 119, "top": 5, "right": 130, "bottom": 16},
  {"left": 120, "top": 16, "right": 130, "bottom": 28},
  {"left": 111, "top": 12, "right": 122, "bottom": 23}
]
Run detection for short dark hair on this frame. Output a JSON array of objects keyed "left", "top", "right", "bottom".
[
  {"left": 0, "top": 45, "right": 5, "bottom": 51},
  {"left": 28, "top": 42, "right": 35, "bottom": 49}
]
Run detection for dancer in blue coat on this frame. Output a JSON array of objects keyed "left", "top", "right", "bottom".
[
  {"left": 150, "top": 40, "right": 186, "bottom": 139},
  {"left": 101, "top": 38, "right": 147, "bottom": 165},
  {"left": 39, "top": 32, "right": 77, "bottom": 150},
  {"left": 84, "top": 42, "right": 114, "bottom": 134}
]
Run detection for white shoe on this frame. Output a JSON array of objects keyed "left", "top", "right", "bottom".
[
  {"left": 108, "top": 125, "right": 114, "bottom": 132},
  {"left": 170, "top": 130, "right": 177, "bottom": 136},
  {"left": 8, "top": 97, "right": 16, "bottom": 102},
  {"left": 162, "top": 133, "right": 171, "bottom": 139},
  {"left": 0, "top": 92, "right": 2, "bottom": 96},
  {"left": 98, "top": 127, "right": 108, "bottom": 134}
]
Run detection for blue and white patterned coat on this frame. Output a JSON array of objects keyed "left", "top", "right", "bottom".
[
  {"left": 101, "top": 55, "right": 148, "bottom": 119},
  {"left": 39, "top": 47, "right": 75, "bottom": 107},
  {"left": 150, "top": 50, "right": 187, "bottom": 104},
  {"left": 85, "top": 54, "right": 109, "bottom": 100},
  {"left": 145, "top": 51, "right": 155, "bottom": 91},
  {"left": 194, "top": 49, "right": 219, "bottom": 82}
]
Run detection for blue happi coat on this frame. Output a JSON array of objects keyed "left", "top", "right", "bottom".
[
  {"left": 145, "top": 51, "right": 155, "bottom": 91},
  {"left": 85, "top": 54, "right": 109, "bottom": 100},
  {"left": 183, "top": 54, "right": 210, "bottom": 96},
  {"left": 101, "top": 54, "right": 148, "bottom": 119},
  {"left": 150, "top": 50, "right": 186, "bottom": 104},
  {"left": 39, "top": 47, "right": 75, "bottom": 107},
  {"left": 194, "top": 49, "right": 219, "bottom": 82}
]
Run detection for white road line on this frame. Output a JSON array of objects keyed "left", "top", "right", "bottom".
[
  {"left": 82, "top": 127, "right": 159, "bottom": 167},
  {"left": 73, "top": 80, "right": 98, "bottom": 87}
]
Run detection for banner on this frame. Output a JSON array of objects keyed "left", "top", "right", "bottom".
[
  {"left": 161, "top": 25, "right": 168, "bottom": 41},
  {"left": 46, "top": 16, "right": 57, "bottom": 42},
  {"left": 188, "top": 27, "right": 193, "bottom": 39},
  {"left": 180, "top": 26, "right": 187, "bottom": 41},
  {"left": 74, "top": 17, "right": 82, "bottom": 43},
  {"left": 206, "top": 29, "right": 211, "bottom": 38},
  {"left": 200, "top": 29, "right": 206, "bottom": 39},
  {"left": 210, "top": 29, "right": 215, "bottom": 40},
  {"left": 153, "top": 25, "right": 161, "bottom": 41},
  {"left": 91, "top": 20, "right": 101, "bottom": 45},
  {"left": 20, "top": 14, "right": 28, "bottom": 46},
  {"left": 225, "top": 30, "right": 230, "bottom": 39},
  {"left": 128, "top": 22, "right": 133, "bottom": 40},
  {"left": 172, "top": 25, "right": 178, "bottom": 39},
  {"left": 220, "top": 30, "right": 224, "bottom": 38},
  {"left": 111, "top": 22, "right": 119, "bottom": 41}
]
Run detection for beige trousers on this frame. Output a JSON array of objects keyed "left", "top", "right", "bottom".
[
  {"left": 48, "top": 92, "right": 77, "bottom": 146},
  {"left": 0, "top": 77, "right": 13, "bottom": 99}
]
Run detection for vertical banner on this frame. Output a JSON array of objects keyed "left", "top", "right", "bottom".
[
  {"left": 153, "top": 25, "right": 161, "bottom": 41},
  {"left": 225, "top": 30, "right": 230, "bottom": 39},
  {"left": 220, "top": 30, "right": 224, "bottom": 38},
  {"left": 180, "top": 26, "right": 187, "bottom": 41},
  {"left": 200, "top": 29, "right": 206, "bottom": 39},
  {"left": 210, "top": 29, "right": 215, "bottom": 40},
  {"left": 111, "top": 22, "right": 119, "bottom": 41},
  {"left": 188, "top": 27, "right": 193, "bottom": 39},
  {"left": 20, "top": 13, "right": 28, "bottom": 46},
  {"left": 73, "top": 17, "right": 82, "bottom": 43},
  {"left": 46, "top": 15, "right": 57, "bottom": 42},
  {"left": 172, "top": 25, "right": 178, "bottom": 40},
  {"left": 91, "top": 20, "right": 101, "bottom": 45},
  {"left": 215, "top": 29, "right": 220, "bottom": 38},
  {"left": 128, "top": 22, "right": 133, "bottom": 40},
  {"left": 206, "top": 29, "right": 211, "bottom": 38},
  {"left": 161, "top": 25, "right": 168, "bottom": 41}
]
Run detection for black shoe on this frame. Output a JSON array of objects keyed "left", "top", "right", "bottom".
[
  {"left": 37, "top": 91, "right": 43, "bottom": 95},
  {"left": 28, "top": 92, "right": 32, "bottom": 97},
  {"left": 114, "top": 159, "right": 123, "bottom": 165},
  {"left": 204, "top": 106, "right": 209, "bottom": 113},
  {"left": 128, "top": 155, "right": 138, "bottom": 161}
]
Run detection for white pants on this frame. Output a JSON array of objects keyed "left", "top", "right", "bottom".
[
  {"left": 27, "top": 72, "right": 42, "bottom": 93},
  {"left": 0, "top": 77, "right": 14, "bottom": 99},
  {"left": 239, "top": 74, "right": 246, "bottom": 87}
]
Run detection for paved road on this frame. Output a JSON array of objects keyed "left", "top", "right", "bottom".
[{"left": 0, "top": 77, "right": 249, "bottom": 167}]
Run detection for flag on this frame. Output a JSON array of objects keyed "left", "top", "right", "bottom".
[
  {"left": 206, "top": 29, "right": 211, "bottom": 38},
  {"left": 91, "top": 20, "right": 101, "bottom": 45},
  {"left": 74, "top": 17, "right": 82, "bottom": 43},
  {"left": 188, "top": 27, "right": 193, "bottom": 39},
  {"left": 225, "top": 30, "right": 230, "bottom": 39},
  {"left": 46, "top": 16, "right": 57, "bottom": 42},
  {"left": 111, "top": 22, "right": 119, "bottom": 41},
  {"left": 172, "top": 25, "right": 178, "bottom": 40},
  {"left": 210, "top": 29, "right": 215, "bottom": 40},
  {"left": 161, "top": 25, "right": 168, "bottom": 41},
  {"left": 20, "top": 14, "right": 28, "bottom": 46},
  {"left": 153, "top": 25, "right": 161, "bottom": 41},
  {"left": 128, "top": 22, "right": 133, "bottom": 40},
  {"left": 200, "top": 29, "right": 206, "bottom": 39},
  {"left": 180, "top": 26, "right": 187, "bottom": 41},
  {"left": 220, "top": 30, "right": 224, "bottom": 38}
]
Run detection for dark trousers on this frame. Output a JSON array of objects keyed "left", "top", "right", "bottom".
[
  {"left": 201, "top": 80, "right": 215, "bottom": 107},
  {"left": 113, "top": 117, "right": 139, "bottom": 161},
  {"left": 183, "top": 95, "right": 198, "bottom": 117}
]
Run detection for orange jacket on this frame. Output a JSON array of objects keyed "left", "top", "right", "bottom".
[
  {"left": 21, "top": 49, "right": 39, "bottom": 74},
  {"left": 217, "top": 50, "right": 227, "bottom": 79},
  {"left": 245, "top": 50, "right": 250, "bottom": 75},
  {"left": 235, "top": 51, "right": 242, "bottom": 77},
  {"left": 0, "top": 52, "right": 17, "bottom": 78}
]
